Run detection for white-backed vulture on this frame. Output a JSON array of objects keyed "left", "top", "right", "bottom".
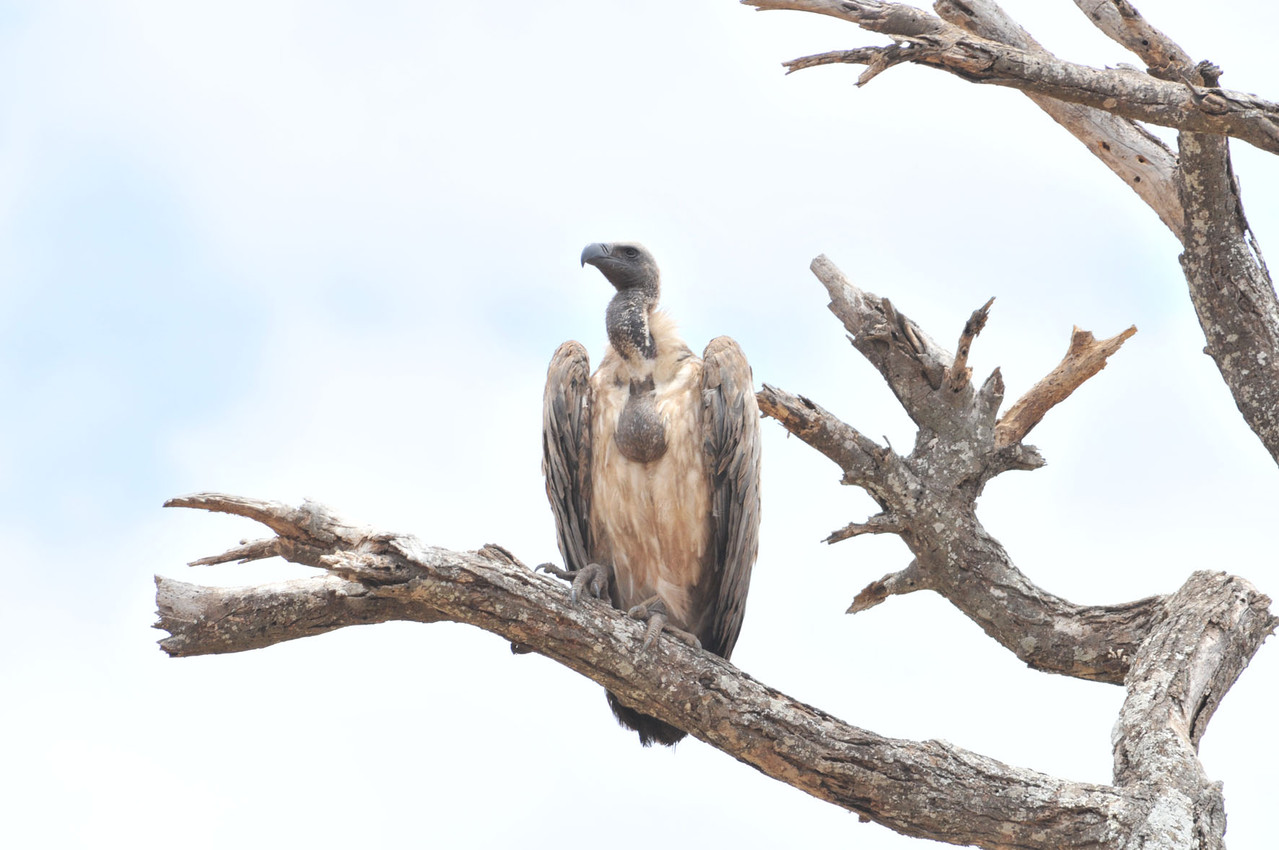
[{"left": 541, "top": 242, "right": 762, "bottom": 746}]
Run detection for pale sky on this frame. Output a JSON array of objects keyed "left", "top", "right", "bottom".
[{"left": 2, "top": 2, "right": 1276, "bottom": 848}]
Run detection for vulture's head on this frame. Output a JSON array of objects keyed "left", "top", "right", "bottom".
[{"left": 581, "top": 242, "right": 660, "bottom": 296}]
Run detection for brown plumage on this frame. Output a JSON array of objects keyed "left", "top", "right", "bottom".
[{"left": 542, "top": 242, "right": 761, "bottom": 746}]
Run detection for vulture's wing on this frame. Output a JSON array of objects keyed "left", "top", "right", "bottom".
[
  {"left": 542, "top": 341, "right": 594, "bottom": 573},
  {"left": 700, "top": 336, "right": 762, "bottom": 659}
]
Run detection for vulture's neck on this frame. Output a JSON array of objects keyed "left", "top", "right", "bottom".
[{"left": 606, "top": 287, "right": 658, "bottom": 362}]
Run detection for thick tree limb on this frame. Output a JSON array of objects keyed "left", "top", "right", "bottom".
[
  {"left": 1177, "top": 131, "right": 1279, "bottom": 465},
  {"left": 1112, "top": 571, "right": 1277, "bottom": 850},
  {"left": 745, "top": 0, "right": 1279, "bottom": 156},
  {"left": 156, "top": 494, "right": 1272, "bottom": 849}
]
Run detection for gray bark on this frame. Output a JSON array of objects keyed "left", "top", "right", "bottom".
[
  {"left": 757, "top": 258, "right": 1155, "bottom": 685},
  {"left": 156, "top": 492, "right": 1273, "bottom": 850},
  {"left": 933, "top": 0, "right": 1183, "bottom": 237},
  {"left": 745, "top": 0, "right": 1279, "bottom": 155}
]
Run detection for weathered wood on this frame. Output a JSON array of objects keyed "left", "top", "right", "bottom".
[
  {"left": 156, "top": 494, "right": 1272, "bottom": 849},
  {"left": 150, "top": 496, "right": 1083, "bottom": 846},
  {"left": 1177, "top": 131, "right": 1279, "bottom": 466},
  {"left": 1068, "top": 0, "right": 1194, "bottom": 83},
  {"left": 760, "top": 257, "right": 1156, "bottom": 683},
  {"left": 934, "top": 0, "right": 1183, "bottom": 238},
  {"left": 945, "top": 297, "right": 994, "bottom": 392},
  {"left": 745, "top": 0, "right": 1279, "bottom": 155},
  {"left": 751, "top": 0, "right": 1279, "bottom": 471},
  {"left": 155, "top": 574, "right": 443, "bottom": 657},
  {"left": 995, "top": 325, "right": 1137, "bottom": 449},
  {"left": 1112, "top": 572, "right": 1277, "bottom": 850}
]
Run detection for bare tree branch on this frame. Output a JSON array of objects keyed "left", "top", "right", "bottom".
[
  {"left": 156, "top": 574, "right": 443, "bottom": 656},
  {"left": 847, "top": 559, "right": 926, "bottom": 612},
  {"left": 755, "top": 382, "right": 902, "bottom": 500},
  {"left": 155, "top": 494, "right": 1273, "bottom": 849},
  {"left": 810, "top": 255, "right": 993, "bottom": 435},
  {"left": 744, "top": 0, "right": 1279, "bottom": 157},
  {"left": 1069, "top": 0, "right": 1194, "bottom": 83},
  {"left": 1061, "top": 0, "right": 1279, "bottom": 467},
  {"left": 825, "top": 511, "right": 904, "bottom": 543},
  {"left": 934, "top": 0, "right": 1183, "bottom": 238},
  {"left": 759, "top": 256, "right": 1164, "bottom": 683},
  {"left": 749, "top": 0, "right": 1279, "bottom": 471},
  {"left": 995, "top": 325, "right": 1138, "bottom": 449}
]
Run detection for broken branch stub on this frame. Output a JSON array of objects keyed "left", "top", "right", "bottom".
[{"left": 995, "top": 325, "right": 1138, "bottom": 449}]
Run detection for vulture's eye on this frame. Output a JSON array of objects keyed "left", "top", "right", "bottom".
[{"left": 624, "top": 247, "right": 639, "bottom": 258}]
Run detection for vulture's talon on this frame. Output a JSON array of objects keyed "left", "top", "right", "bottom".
[
  {"left": 639, "top": 612, "right": 666, "bottom": 653},
  {"left": 535, "top": 561, "right": 570, "bottom": 579},
  {"left": 538, "top": 562, "right": 611, "bottom": 605},
  {"left": 628, "top": 598, "right": 702, "bottom": 653}
]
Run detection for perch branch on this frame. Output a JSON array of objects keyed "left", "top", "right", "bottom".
[
  {"left": 160, "top": 492, "right": 1138, "bottom": 849},
  {"left": 157, "top": 496, "right": 1273, "bottom": 849}
]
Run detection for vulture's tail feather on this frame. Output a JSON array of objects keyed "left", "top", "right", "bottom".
[{"left": 606, "top": 691, "right": 687, "bottom": 747}]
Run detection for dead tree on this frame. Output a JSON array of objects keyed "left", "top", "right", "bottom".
[{"left": 156, "top": 3, "right": 1277, "bottom": 848}]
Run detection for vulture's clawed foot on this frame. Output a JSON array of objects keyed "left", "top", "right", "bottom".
[
  {"left": 536, "top": 561, "right": 612, "bottom": 604},
  {"left": 626, "top": 597, "right": 702, "bottom": 653}
]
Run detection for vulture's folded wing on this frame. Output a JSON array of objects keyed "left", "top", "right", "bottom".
[
  {"left": 700, "top": 335, "right": 762, "bottom": 659},
  {"left": 542, "top": 341, "right": 594, "bottom": 573}
]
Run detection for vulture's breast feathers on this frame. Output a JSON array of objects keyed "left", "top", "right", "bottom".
[{"left": 589, "top": 311, "right": 709, "bottom": 628}]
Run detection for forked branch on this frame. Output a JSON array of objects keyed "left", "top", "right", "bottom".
[{"left": 761, "top": 255, "right": 1150, "bottom": 683}]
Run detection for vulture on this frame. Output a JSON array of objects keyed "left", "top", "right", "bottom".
[{"left": 541, "top": 241, "right": 761, "bottom": 746}]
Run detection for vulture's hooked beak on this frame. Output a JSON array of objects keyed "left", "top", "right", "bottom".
[{"left": 581, "top": 242, "right": 611, "bottom": 268}]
